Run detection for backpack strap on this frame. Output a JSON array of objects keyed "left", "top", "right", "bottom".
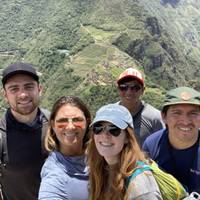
[
  {"left": 0, "top": 114, "right": 8, "bottom": 165},
  {"left": 40, "top": 108, "right": 50, "bottom": 156},
  {"left": 126, "top": 161, "right": 151, "bottom": 187}
]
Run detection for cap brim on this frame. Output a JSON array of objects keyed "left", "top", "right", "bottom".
[
  {"left": 163, "top": 101, "right": 200, "bottom": 108},
  {"left": 117, "top": 75, "right": 144, "bottom": 85},
  {"left": 2, "top": 70, "right": 39, "bottom": 85}
]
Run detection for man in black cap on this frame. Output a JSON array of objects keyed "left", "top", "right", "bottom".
[{"left": 0, "top": 62, "right": 49, "bottom": 200}]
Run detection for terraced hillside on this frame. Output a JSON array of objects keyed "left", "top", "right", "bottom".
[{"left": 0, "top": 0, "right": 199, "bottom": 113}]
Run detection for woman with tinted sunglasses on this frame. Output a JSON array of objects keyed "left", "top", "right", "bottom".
[
  {"left": 87, "top": 104, "right": 163, "bottom": 200},
  {"left": 38, "top": 96, "right": 91, "bottom": 200}
]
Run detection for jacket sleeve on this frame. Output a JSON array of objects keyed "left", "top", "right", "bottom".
[{"left": 127, "top": 171, "right": 163, "bottom": 200}]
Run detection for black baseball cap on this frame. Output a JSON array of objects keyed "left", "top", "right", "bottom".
[{"left": 2, "top": 62, "right": 39, "bottom": 86}]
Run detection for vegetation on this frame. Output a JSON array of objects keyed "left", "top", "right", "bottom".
[{"left": 0, "top": 0, "right": 199, "bottom": 114}]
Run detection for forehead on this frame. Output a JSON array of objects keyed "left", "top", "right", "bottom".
[
  {"left": 168, "top": 104, "right": 200, "bottom": 112},
  {"left": 56, "top": 104, "right": 85, "bottom": 118},
  {"left": 5, "top": 74, "right": 37, "bottom": 86}
]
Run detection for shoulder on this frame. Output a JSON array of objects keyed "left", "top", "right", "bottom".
[
  {"left": 128, "top": 171, "right": 163, "bottom": 199},
  {"left": 142, "top": 129, "right": 166, "bottom": 155},
  {"left": 142, "top": 103, "right": 161, "bottom": 117},
  {"left": 39, "top": 108, "right": 50, "bottom": 121},
  {"left": 41, "top": 151, "right": 63, "bottom": 177},
  {"left": 143, "top": 129, "right": 165, "bottom": 146},
  {"left": 0, "top": 113, "right": 7, "bottom": 130}
]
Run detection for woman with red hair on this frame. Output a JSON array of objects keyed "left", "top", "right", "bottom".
[{"left": 87, "top": 103, "right": 162, "bottom": 200}]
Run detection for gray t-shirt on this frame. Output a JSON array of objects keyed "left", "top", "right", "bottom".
[
  {"left": 117, "top": 101, "right": 164, "bottom": 146},
  {"left": 128, "top": 171, "right": 163, "bottom": 200}
]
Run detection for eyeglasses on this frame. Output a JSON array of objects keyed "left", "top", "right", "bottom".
[
  {"left": 92, "top": 123, "right": 121, "bottom": 137},
  {"left": 55, "top": 117, "right": 85, "bottom": 129},
  {"left": 118, "top": 84, "right": 142, "bottom": 92}
]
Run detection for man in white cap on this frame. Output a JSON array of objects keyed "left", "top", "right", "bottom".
[{"left": 116, "top": 67, "right": 164, "bottom": 145}]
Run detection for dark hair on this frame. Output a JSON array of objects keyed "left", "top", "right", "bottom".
[
  {"left": 45, "top": 96, "right": 91, "bottom": 152},
  {"left": 162, "top": 105, "right": 170, "bottom": 116}
]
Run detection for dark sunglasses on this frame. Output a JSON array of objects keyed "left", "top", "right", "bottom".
[
  {"left": 92, "top": 124, "right": 121, "bottom": 137},
  {"left": 118, "top": 84, "right": 142, "bottom": 92}
]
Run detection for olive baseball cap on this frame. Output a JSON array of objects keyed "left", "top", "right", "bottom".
[
  {"left": 2, "top": 62, "right": 39, "bottom": 86},
  {"left": 90, "top": 103, "right": 134, "bottom": 129},
  {"left": 163, "top": 87, "right": 200, "bottom": 108}
]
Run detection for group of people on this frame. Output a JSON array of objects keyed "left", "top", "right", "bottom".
[{"left": 0, "top": 62, "right": 199, "bottom": 200}]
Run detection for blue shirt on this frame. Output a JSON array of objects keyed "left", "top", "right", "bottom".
[
  {"left": 142, "top": 129, "right": 200, "bottom": 193},
  {"left": 38, "top": 151, "right": 89, "bottom": 200}
]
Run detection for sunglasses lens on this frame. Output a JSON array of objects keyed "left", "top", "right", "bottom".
[
  {"left": 108, "top": 126, "right": 121, "bottom": 137},
  {"left": 92, "top": 124, "right": 121, "bottom": 137},
  {"left": 118, "top": 85, "right": 128, "bottom": 91},
  {"left": 119, "top": 84, "right": 142, "bottom": 92},
  {"left": 92, "top": 125, "right": 103, "bottom": 134},
  {"left": 130, "top": 85, "right": 141, "bottom": 91}
]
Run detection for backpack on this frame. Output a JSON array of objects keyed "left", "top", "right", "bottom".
[
  {"left": 0, "top": 108, "right": 50, "bottom": 164},
  {"left": 126, "top": 160, "right": 188, "bottom": 200}
]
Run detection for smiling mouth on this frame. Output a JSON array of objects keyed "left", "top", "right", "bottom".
[
  {"left": 100, "top": 142, "right": 113, "bottom": 147},
  {"left": 178, "top": 127, "right": 192, "bottom": 132},
  {"left": 18, "top": 100, "right": 32, "bottom": 105},
  {"left": 63, "top": 133, "right": 76, "bottom": 137}
]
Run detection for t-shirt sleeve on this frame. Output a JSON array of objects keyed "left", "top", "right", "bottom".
[
  {"left": 127, "top": 171, "right": 163, "bottom": 200},
  {"left": 38, "top": 160, "right": 69, "bottom": 200}
]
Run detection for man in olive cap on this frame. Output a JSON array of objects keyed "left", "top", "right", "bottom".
[{"left": 143, "top": 87, "right": 200, "bottom": 193}]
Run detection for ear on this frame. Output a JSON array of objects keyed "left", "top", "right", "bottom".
[
  {"left": 161, "top": 112, "right": 167, "bottom": 124},
  {"left": 38, "top": 84, "right": 43, "bottom": 97},
  {"left": 2, "top": 89, "right": 8, "bottom": 103},
  {"left": 124, "top": 132, "right": 129, "bottom": 144},
  {"left": 141, "top": 86, "right": 145, "bottom": 95},
  {"left": 51, "top": 120, "right": 55, "bottom": 130}
]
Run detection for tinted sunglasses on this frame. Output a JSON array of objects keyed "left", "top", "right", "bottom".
[
  {"left": 92, "top": 123, "right": 121, "bottom": 137},
  {"left": 118, "top": 84, "right": 142, "bottom": 92},
  {"left": 55, "top": 117, "right": 85, "bottom": 129}
]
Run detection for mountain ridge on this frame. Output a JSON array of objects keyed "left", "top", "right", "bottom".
[{"left": 0, "top": 0, "right": 199, "bottom": 113}]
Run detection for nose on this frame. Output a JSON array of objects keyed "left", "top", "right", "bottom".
[
  {"left": 65, "top": 121, "right": 76, "bottom": 129},
  {"left": 180, "top": 113, "right": 192, "bottom": 125},
  {"left": 18, "top": 88, "right": 28, "bottom": 98},
  {"left": 101, "top": 128, "right": 111, "bottom": 137}
]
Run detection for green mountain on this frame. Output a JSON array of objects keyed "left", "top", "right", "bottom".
[{"left": 0, "top": 0, "right": 199, "bottom": 114}]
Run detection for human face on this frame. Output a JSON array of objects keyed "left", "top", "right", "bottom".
[
  {"left": 4, "top": 74, "right": 42, "bottom": 116},
  {"left": 93, "top": 122, "right": 128, "bottom": 165},
  {"left": 118, "top": 80, "right": 144, "bottom": 106},
  {"left": 162, "top": 104, "right": 200, "bottom": 148},
  {"left": 52, "top": 104, "right": 87, "bottom": 156}
]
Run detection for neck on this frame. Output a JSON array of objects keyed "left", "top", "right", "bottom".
[
  {"left": 11, "top": 108, "right": 38, "bottom": 124},
  {"left": 60, "top": 144, "right": 84, "bottom": 156},
  {"left": 168, "top": 134, "right": 199, "bottom": 150}
]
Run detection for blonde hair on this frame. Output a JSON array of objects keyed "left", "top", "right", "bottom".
[{"left": 87, "top": 126, "right": 145, "bottom": 200}]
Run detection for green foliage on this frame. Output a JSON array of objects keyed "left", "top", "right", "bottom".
[
  {"left": 80, "top": 84, "right": 119, "bottom": 115},
  {"left": 143, "top": 88, "right": 165, "bottom": 110},
  {"left": 0, "top": 0, "right": 199, "bottom": 115}
]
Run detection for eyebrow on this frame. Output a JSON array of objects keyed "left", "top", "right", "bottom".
[{"left": 7, "top": 82, "right": 35, "bottom": 89}]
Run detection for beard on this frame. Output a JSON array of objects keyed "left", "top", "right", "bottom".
[{"left": 10, "top": 100, "right": 39, "bottom": 116}]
